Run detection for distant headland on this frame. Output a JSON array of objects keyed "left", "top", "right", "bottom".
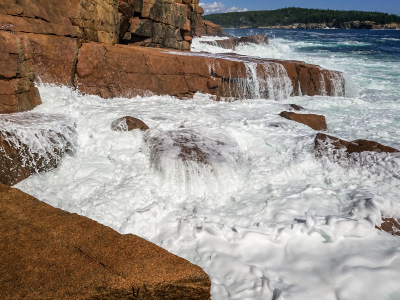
[{"left": 202, "top": 7, "right": 400, "bottom": 29}]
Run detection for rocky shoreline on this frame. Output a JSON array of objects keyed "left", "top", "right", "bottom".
[{"left": 1, "top": 0, "right": 399, "bottom": 299}]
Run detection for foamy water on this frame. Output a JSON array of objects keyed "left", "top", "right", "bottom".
[{"left": 10, "top": 29, "right": 400, "bottom": 299}]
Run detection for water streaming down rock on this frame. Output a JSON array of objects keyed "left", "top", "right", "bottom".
[
  {"left": 144, "top": 128, "right": 241, "bottom": 197},
  {"left": 0, "top": 113, "right": 77, "bottom": 185},
  {"left": 221, "top": 61, "right": 293, "bottom": 100}
]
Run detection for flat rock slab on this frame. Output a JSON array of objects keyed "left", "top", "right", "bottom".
[
  {"left": 0, "top": 183, "right": 211, "bottom": 299},
  {"left": 279, "top": 111, "right": 327, "bottom": 130}
]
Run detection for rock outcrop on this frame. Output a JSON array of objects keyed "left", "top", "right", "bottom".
[
  {"left": 200, "top": 35, "right": 268, "bottom": 50},
  {"left": 195, "top": 19, "right": 226, "bottom": 36},
  {"left": 0, "top": 0, "right": 119, "bottom": 44},
  {"left": 75, "top": 43, "right": 346, "bottom": 99},
  {"left": 279, "top": 111, "right": 327, "bottom": 130},
  {"left": 111, "top": 116, "right": 149, "bottom": 131},
  {"left": 0, "top": 31, "right": 41, "bottom": 113},
  {"left": 0, "top": 183, "right": 211, "bottom": 299},
  {"left": 118, "top": 0, "right": 202, "bottom": 50}
]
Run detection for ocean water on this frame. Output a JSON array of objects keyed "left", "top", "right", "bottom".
[{"left": 9, "top": 29, "right": 400, "bottom": 299}]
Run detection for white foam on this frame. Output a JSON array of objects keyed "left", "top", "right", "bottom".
[{"left": 14, "top": 83, "right": 400, "bottom": 300}]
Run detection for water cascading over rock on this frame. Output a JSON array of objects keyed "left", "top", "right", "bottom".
[
  {"left": 144, "top": 128, "right": 241, "bottom": 196},
  {"left": 0, "top": 113, "right": 77, "bottom": 185}
]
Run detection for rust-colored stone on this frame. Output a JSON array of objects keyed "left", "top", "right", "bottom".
[
  {"left": 195, "top": 19, "right": 227, "bottom": 37},
  {"left": 0, "top": 183, "right": 211, "bottom": 299},
  {"left": 75, "top": 43, "right": 347, "bottom": 99},
  {"left": 111, "top": 116, "right": 149, "bottom": 131},
  {"left": 0, "top": 0, "right": 119, "bottom": 44},
  {"left": 0, "top": 128, "right": 73, "bottom": 186},
  {"left": 279, "top": 111, "right": 327, "bottom": 130},
  {"left": 24, "top": 33, "right": 79, "bottom": 86},
  {"left": 0, "top": 31, "right": 41, "bottom": 113},
  {"left": 314, "top": 133, "right": 399, "bottom": 159},
  {"left": 376, "top": 217, "right": 400, "bottom": 236}
]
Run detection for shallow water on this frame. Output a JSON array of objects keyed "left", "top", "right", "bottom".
[{"left": 10, "top": 29, "right": 400, "bottom": 299}]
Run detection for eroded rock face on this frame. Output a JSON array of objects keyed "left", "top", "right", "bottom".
[
  {"left": 75, "top": 43, "right": 347, "bottom": 99},
  {"left": 111, "top": 116, "right": 149, "bottom": 131},
  {"left": 0, "top": 183, "right": 211, "bottom": 299},
  {"left": 0, "top": 31, "right": 41, "bottom": 113},
  {"left": 119, "top": 0, "right": 202, "bottom": 50},
  {"left": 279, "top": 111, "right": 327, "bottom": 130},
  {"left": 0, "top": 0, "right": 119, "bottom": 44},
  {"left": 200, "top": 35, "right": 268, "bottom": 50},
  {"left": 315, "top": 133, "right": 399, "bottom": 160}
]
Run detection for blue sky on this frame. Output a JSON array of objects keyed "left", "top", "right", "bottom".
[{"left": 199, "top": 0, "right": 400, "bottom": 16}]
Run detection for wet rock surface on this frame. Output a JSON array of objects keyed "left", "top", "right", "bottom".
[
  {"left": 279, "top": 111, "right": 327, "bottom": 130},
  {"left": 376, "top": 217, "right": 400, "bottom": 236},
  {"left": 0, "top": 183, "right": 211, "bottom": 299},
  {"left": 111, "top": 116, "right": 149, "bottom": 131},
  {"left": 288, "top": 104, "right": 304, "bottom": 111},
  {"left": 315, "top": 133, "right": 399, "bottom": 160},
  {"left": 200, "top": 35, "right": 268, "bottom": 50},
  {"left": 0, "top": 113, "right": 76, "bottom": 186}
]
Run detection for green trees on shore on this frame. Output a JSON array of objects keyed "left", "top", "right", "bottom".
[{"left": 202, "top": 7, "right": 400, "bottom": 28}]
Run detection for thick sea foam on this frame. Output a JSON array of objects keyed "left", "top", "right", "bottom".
[{"left": 12, "top": 29, "right": 400, "bottom": 299}]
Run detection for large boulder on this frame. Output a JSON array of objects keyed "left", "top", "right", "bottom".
[
  {"left": 0, "top": 183, "right": 211, "bottom": 299},
  {"left": 0, "top": 31, "right": 41, "bottom": 113},
  {"left": 279, "top": 111, "right": 328, "bottom": 130}
]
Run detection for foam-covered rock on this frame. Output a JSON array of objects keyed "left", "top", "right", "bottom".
[
  {"left": 0, "top": 113, "right": 76, "bottom": 186},
  {"left": 111, "top": 116, "right": 149, "bottom": 131},
  {"left": 315, "top": 133, "right": 399, "bottom": 160},
  {"left": 200, "top": 35, "right": 268, "bottom": 50}
]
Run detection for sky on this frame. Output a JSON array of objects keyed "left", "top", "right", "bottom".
[{"left": 199, "top": 0, "right": 400, "bottom": 16}]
